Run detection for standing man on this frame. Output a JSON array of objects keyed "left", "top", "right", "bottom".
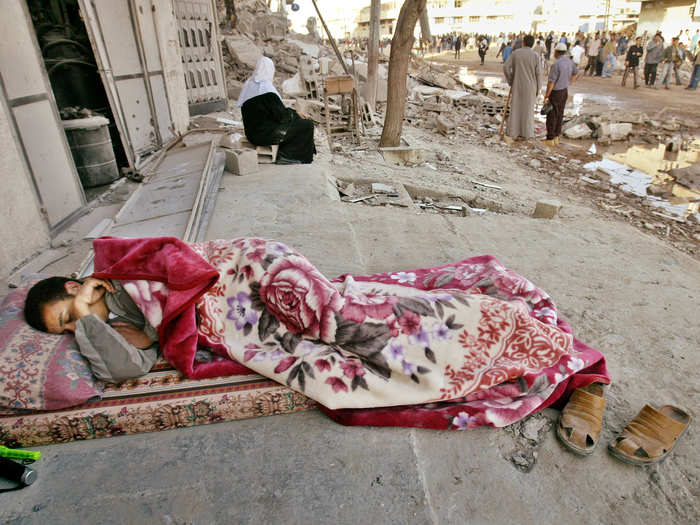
[
  {"left": 455, "top": 34, "right": 462, "bottom": 59},
  {"left": 622, "top": 36, "right": 644, "bottom": 89},
  {"left": 478, "top": 36, "right": 489, "bottom": 65},
  {"left": 570, "top": 40, "right": 585, "bottom": 67},
  {"left": 656, "top": 37, "right": 679, "bottom": 89},
  {"left": 543, "top": 43, "right": 579, "bottom": 146},
  {"left": 585, "top": 32, "right": 601, "bottom": 75},
  {"left": 644, "top": 33, "right": 664, "bottom": 87},
  {"left": 545, "top": 32, "right": 554, "bottom": 60},
  {"left": 503, "top": 34, "right": 541, "bottom": 140},
  {"left": 601, "top": 34, "right": 617, "bottom": 77},
  {"left": 686, "top": 48, "right": 700, "bottom": 90},
  {"left": 502, "top": 40, "right": 513, "bottom": 63}
]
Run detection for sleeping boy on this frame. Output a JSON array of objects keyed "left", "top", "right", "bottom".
[{"left": 24, "top": 276, "right": 158, "bottom": 383}]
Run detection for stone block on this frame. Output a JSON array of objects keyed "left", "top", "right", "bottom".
[
  {"left": 224, "top": 148, "right": 258, "bottom": 175},
  {"left": 563, "top": 123, "right": 592, "bottom": 139},
  {"left": 532, "top": 200, "right": 562, "bottom": 219},
  {"left": 224, "top": 35, "right": 262, "bottom": 69},
  {"left": 379, "top": 147, "right": 425, "bottom": 165}
]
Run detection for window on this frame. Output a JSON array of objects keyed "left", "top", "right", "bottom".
[
  {"left": 435, "top": 17, "right": 444, "bottom": 24},
  {"left": 469, "top": 16, "right": 480, "bottom": 22},
  {"left": 455, "top": 0, "right": 463, "bottom": 7},
  {"left": 455, "top": 17, "right": 462, "bottom": 23},
  {"left": 446, "top": 17, "right": 454, "bottom": 24}
]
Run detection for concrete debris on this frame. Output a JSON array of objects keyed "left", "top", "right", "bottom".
[
  {"left": 598, "top": 122, "right": 633, "bottom": 141},
  {"left": 371, "top": 183, "right": 396, "bottom": 194},
  {"left": 416, "top": 66, "right": 457, "bottom": 90},
  {"left": 529, "top": 159, "right": 542, "bottom": 169},
  {"left": 224, "top": 148, "right": 258, "bottom": 175},
  {"left": 532, "top": 200, "right": 562, "bottom": 219},
  {"left": 224, "top": 34, "right": 262, "bottom": 70},
  {"left": 521, "top": 416, "right": 549, "bottom": 442},
  {"left": 564, "top": 123, "right": 593, "bottom": 139},
  {"left": 436, "top": 115, "right": 455, "bottom": 136},
  {"left": 220, "top": 133, "right": 243, "bottom": 149},
  {"left": 379, "top": 147, "right": 425, "bottom": 166}
]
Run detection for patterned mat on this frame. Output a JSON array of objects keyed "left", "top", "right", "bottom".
[{"left": 0, "top": 359, "right": 314, "bottom": 447}]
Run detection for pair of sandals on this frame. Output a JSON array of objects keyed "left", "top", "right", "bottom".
[{"left": 556, "top": 383, "right": 691, "bottom": 465}]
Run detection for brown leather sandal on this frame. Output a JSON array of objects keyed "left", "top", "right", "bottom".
[
  {"left": 556, "top": 383, "right": 606, "bottom": 456},
  {"left": 608, "top": 405, "right": 691, "bottom": 465}
]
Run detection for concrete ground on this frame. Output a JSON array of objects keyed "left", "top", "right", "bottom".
[{"left": 2, "top": 131, "right": 698, "bottom": 524}]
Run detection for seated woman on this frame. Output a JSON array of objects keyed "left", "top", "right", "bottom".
[
  {"left": 238, "top": 56, "right": 316, "bottom": 164},
  {"left": 24, "top": 276, "right": 158, "bottom": 383}
]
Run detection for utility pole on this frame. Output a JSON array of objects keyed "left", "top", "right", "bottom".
[{"left": 367, "top": 0, "right": 381, "bottom": 112}]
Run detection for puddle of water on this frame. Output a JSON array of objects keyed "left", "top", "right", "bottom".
[
  {"left": 584, "top": 141, "right": 700, "bottom": 220},
  {"left": 570, "top": 93, "right": 617, "bottom": 116}
]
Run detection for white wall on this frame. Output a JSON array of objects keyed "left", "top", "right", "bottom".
[{"left": 0, "top": 97, "right": 50, "bottom": 281}]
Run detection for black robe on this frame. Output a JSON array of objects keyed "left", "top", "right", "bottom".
[{"left": 241, "top": 92, "right": 316, "bottom": 164}]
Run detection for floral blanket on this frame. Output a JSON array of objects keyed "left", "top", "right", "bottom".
[{"left": 93, "top": 236, "right": 609, "bottom": 430}]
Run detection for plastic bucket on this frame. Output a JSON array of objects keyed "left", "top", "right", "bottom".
[{"left": 62, "top": 116, "right": 119, "bottom": 188}]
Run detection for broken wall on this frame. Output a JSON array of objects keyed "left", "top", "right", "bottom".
[{"left": 0, "top": 97, "right": 50, "bottom": 281}]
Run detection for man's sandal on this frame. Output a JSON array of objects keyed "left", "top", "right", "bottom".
[
  {"left": 608, "top": 405, "right": 691, "bottom": 465},
  {"left": 556, "top": 383, "right": 606, "bottom": 456}
]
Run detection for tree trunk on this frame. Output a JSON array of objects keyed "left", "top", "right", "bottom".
[
  {"left": 419, "top": 6, "right": 431, "bottom": 43},
  {"left": 379, "top": 0, "right": 426, "bottom": 147},
  {"left": 366, "top": 0, "right": 381, "bottom": 112}
]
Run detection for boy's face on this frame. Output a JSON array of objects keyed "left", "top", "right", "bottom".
[{"left": 41, "top": 281, "right": 107, "bottom": 334}]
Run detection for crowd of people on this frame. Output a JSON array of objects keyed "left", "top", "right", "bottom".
[
  {"left": 426, "top": 28, "right": 700, "bottom": 92},
  {"left": 424, "top": 28, "right": 700, "bottom": 145}
]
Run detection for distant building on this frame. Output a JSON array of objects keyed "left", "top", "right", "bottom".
[
  {"left": 637, "top": 0, "right": 700, "bottom": 38},
  {"left": 304, "top": 0, "right": 643, "bottom": 40}
]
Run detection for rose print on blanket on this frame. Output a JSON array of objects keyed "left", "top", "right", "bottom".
[{"left": 258, "top": 255, "right": 343, "bottom": 343}]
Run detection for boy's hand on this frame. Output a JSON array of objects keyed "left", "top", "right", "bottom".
[
  {"left": 111, "top": 321, "right": 154, "bottom": 349},
  {"left": 73, "top": 278, "right": 115, "bottom": 318}
]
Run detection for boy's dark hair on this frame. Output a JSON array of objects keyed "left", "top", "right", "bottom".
[
  {"left": 524, "top": 35, "right": 535, "bottom": 48},
  {"left": 24, "top": 277, "right": 74, "bottom": 332}
]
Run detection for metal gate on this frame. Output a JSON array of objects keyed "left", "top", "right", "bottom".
[
  {"left": 174, "top": 0, "right": 227, "bottom": 114},
  {"left": 78, "top": 0, "right": 177, "bottom": 166}
]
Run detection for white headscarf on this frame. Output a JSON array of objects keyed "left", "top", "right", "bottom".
[{"left": 236, "top": 56, "right": 281, "bottom": 107}]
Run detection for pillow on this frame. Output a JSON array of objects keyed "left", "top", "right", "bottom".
[{"left": 0, "top": 276, "right": 102, "bottom": 410}]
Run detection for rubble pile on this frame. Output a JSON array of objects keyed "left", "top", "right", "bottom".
[{"left": 562, "top": 109, "right": 699, "bottom": 143}]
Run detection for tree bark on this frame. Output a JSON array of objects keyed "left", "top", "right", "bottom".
[
  {"left": 419, "top": 6, "right": 431, "bottom": 44},
  {"left": 366, "top": 0, "right": 381, "bottom": 112},
  {"left": 379, "top": 0, "right": 426, "bottom": 147}
]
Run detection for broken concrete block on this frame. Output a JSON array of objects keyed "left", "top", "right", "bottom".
[
  {"left": 224, "top": 35, "right": 262, "bottom": 69},
  {"left": 282, "top": 73, "right": 306, "bottom": 97},
  {"left": 371, "top": 183, "right": 396, "bottom": 194},
  {"left": 436, "top": 115, "right": 455, "bottom": 136},
  {"left": 224, "top": 149, "right": 258, "bottom": 175},
  {"left": 600, "top": 122, "right": 633, "bottom": 141},
  {"left": 220, "top": 133, "right": 243, "bottom": 150},
  {"left": 532, "top": 200, "right": 562, "bottom": 219},
  {"left": 379, "top": 147, "right": 425, "bottom": 165},
  {"left": 563, "top": 123, "right": 593, "bottom": 139},
  {"left": 529, "top": 159, "right": 542, "bottom": 169}
]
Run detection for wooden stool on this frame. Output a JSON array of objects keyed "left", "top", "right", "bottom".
[{"left": 324, "top": 75, "right": 359, "bottom": 152}]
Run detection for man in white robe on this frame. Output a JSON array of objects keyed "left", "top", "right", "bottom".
[{"left": 503, "top": 34, "right": 542, "bottom": 139}]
